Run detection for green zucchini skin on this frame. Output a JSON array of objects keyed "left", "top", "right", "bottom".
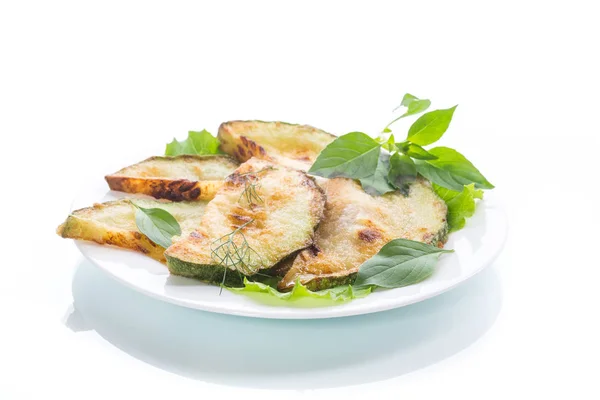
[
  {"left": 165, "top": 191, "right": 449, "bottom": 292},
  {"left": 165, "top": 255, "right": 245, "bottom": 287},
  {"left": 57, "top": 199, "right": 208, "bottom": 263},
  {"left": 285, "top": 227, "right": 448, "bottom": 292},
  {"left": 302, "top": 273, "right": 358, "bottom": 292},
  {"left": 279, "top": 176, "right": 450, "bottom": 292},
  {"left": 310, "top": 220, "right": 449, "bottom": 291},
  {"left": 166, "top": 220, "right": 448, "bottom": 292}
]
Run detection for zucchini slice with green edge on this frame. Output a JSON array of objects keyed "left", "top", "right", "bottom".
[
  {"left": 164, "top": 157, "right": 326, "bottom": 286},
  {"left": 57, "top": 199, "right": 208, "bottom": 262},
  {"left": 279, "top": 177, "right": 449, "bottom": 291}
]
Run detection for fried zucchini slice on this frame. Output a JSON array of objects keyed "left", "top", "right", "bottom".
[
  {"left": 57, "top": 199, "right": 208, "bottom": 262},
  {"left": 279, "top": 178, "right": 449, "bottom": 291},
  {"left": 105, "top": 155, "right": 239, "bottom": 201},
  {"left": 165, "top": 158, "right": 326, "bottom": 287},
  {"left": 218, "top": 120, "right": 336, "bottom": 170}
]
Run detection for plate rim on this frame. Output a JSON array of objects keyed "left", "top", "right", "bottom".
[{"left": 72, "top": 182, "right": 508, "bottom": 319}]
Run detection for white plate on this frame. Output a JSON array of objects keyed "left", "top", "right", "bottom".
[{"left": 73, "top": 178, "right": 508, "bottom": 319}]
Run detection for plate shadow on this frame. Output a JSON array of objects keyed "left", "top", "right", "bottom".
[{"left": 66, "top": 260, "right": 502, "bottom": 389}]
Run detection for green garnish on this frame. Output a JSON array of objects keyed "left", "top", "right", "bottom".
[
  {"left": 210, "top": 219, "right": 262, "bottom": 276},
  {"left": 131, "top": 202, "right": 181, "bottom": 248},
  {"left": 354, "top": 238, "right": 453, "bottom": 289},
  {"left": 358, "top": 152, "right": 395, "bottom": 196},
  {"left": 433, "top": 183, "right": 483, "bottom": 232},
  {"left": 307, "top": 132, "right": 381, "bottom": 179},
  {"left": 387, "top": 153, "right": 417, "bottom": 195},
  {"left": 239, "top": 180, "right": 263, "bottom": 205},
  {"left": 406, "top": 105, "right": 457, "bottom": 146},
  {"left": 165, "top": 129, "right": 223, "bottom": 156},
  {"left": 396, "top": 141, "right": 438, "bottom": 160},
  {"left": 232, "top": 239, "right": 452, "bottom": 300},
  {"left": 229, "top": 278, "right": 372, "bottom": 305},
  {"left": 384, "top": 93, "right": 431, "bottom": 131},
  {"left": 415, "top": 147, "right": 494, "bottom": 191},
  {"left": 237, "top": 167, "right": 273, "bottom": 205},
  {"left": 308, "top": 93, "right": 493, "bottom": 232}
]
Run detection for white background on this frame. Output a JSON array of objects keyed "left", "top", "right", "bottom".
[{"left": 1, "top": 1, "right": 599, "bottom": 399}]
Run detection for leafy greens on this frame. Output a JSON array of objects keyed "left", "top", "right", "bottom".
[
  {"left": 433, "top": 183, "right": 483, "bottom": 232},
  {"left": 308, "top": 93, "right": 494, "bottom": 232},
  {"left": 407, "top": 106, "right": 457, "bottom": 146},
  {"left": 165, "top": 130, "right": 223, "bottom": 156},
  {"left": 354, "top": 238, "right": 453, "bottom": 289},
  {"left": 384, "top": 93, "right": 432, "bottom": 131},
  {"left": 308, "top": 132, "right": 381, "bottom": 179},
  {"left": 359, "top": 151, "right": 395, "bottom": 196},
  {"left": 132, "top": 202, "right": 181, "bottom": 248},
  {"left": 229, "top": 278, "right": 372, "bottom": 306}
]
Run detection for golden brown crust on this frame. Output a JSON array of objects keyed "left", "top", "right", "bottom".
[
  {"left": 278, "top": 178, "right": 448, "bottom": 291},
  {"left": 217, "top": 120, "right": 336, "bottom": 170},
  {"left": 57, "top": 199, "right": 208, "bottom": 263},
  {"left": 165, "top": 157, "right": 326, "bottom": 275},
  {"left": 57, "top": 201, "right": 167, "bottom": 262},
  {"left": 105, "top": 155, "right": 238, "bottom": 201},
  {"left": 105, "top": 176, "right": 223, "bottom": 201}
]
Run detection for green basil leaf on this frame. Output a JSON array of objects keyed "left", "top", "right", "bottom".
[
  {"left": 229, "top": 278, "right": 372, "bottom": 305},
  {"left": 383, "top": 134, "right": 398, "bottom": 152},
  {"left": 308, "top": 132, "right": 381, "bottom": 179},
  {"left": 132, "top": 202, "right": 182, "bottom": 248},
  {"left": 400, "top": 93, "right": 419, "bottom": 108},
  {"left": 386, "top": 94, "right": 431, "bottom": 130},
  {"left": 418, "top": 147, "right": 494, "bottom": 190},
  {"left": 407, "top": 105, "right": 457, "bottom": 146},
  {"left": 388, "top": 153, "right": 417, "bottom": 196},
  {"left": 433, "top": 183, "right": 483, "bottom": 232},
  {"left": 376, "top": 133, "right": 398, "bottom": 152},
  {"left": 354, "top": 238, "right": 453, "bottom": 289},
  {"left": 359, "top": 151, "right": 395, "bottom": 196},
  {"left": 396, "top": 141, "right": 438, "bottom": 160},
  {"left": 415, "top": 161, "right": 465, "bottom": 191},
  {"left": 165, "top": 129, "right": 223, "bottom": 156}
]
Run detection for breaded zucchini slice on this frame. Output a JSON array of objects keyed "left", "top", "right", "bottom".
[
  {"left": 165, "top": 158, "right": 326, "bottom": 287},
  {"left": 105, "top": 155, "right": 239, "bottom": 201},
  {"left": 218, "top": 120, "right": 336, "bottom": 170},
  {"left": 279, "top": 178, "right": 448, "bottom": 291},
  {"left": 57, "top": 199, "right": 208, "bottom": 262}
]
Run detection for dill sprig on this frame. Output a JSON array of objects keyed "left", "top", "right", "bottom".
[
  {"left": 237, "top": 167, "right": 273, "bottom": 205},
  {"left": 210, "top": 219, "right": 263, "bottom": 276},
  {"left": 213, "top": 167, "right": 273, "bottom": 294},
  {"left": 239, "top": 180, "right": 263, "bottom": 204}
]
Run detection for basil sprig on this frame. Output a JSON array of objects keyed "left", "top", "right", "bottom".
[
  {"left": 309, "top": 93, "right": 493, "bottom": 197},
  {"left": 397, "top": 142, "right": 438, "bottom": 160},
  {"left": 131, "top": 202, "right": 181, "bottom": 248},
  {"left": 383, "top": 93, "right": 432, "bottom": 132},
  {"left": 354, "top": 238, "right": 453, "bottom": 289},
  {"left": 165, "top": 129, "right": 223, "bottom": 156},
  {"left": 358, "top": 152, "right": 395, "bottom": 196},
  {"left": 407, "top": 106, "right": 457, "bottom": 146},
  {"left": 387, "top": 153, "right": 417, "bottom": 195},
  {"left": 415, "top": 147, "right": 494, "bottom": 191},
  {"left": 308, "top": 132, "right": 381, "bottom": 179}
]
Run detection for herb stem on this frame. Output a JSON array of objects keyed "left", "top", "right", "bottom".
[{"left": 210, "top": 219, "right": 263, "bottom": 275}]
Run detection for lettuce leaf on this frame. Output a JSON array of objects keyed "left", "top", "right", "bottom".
[
  {"left": 433, "top": 183, "right": 483, "bottom": 232},
  {"left": 228, "top": 278, "right": 371, "bottom": 307},
  {"left": 165, "top": 130, "right": 223, "bottom": 156}
]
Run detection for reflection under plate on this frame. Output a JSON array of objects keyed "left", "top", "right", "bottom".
[{"left": 66, "top": 259, "right": 502, "bottom": 389}]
